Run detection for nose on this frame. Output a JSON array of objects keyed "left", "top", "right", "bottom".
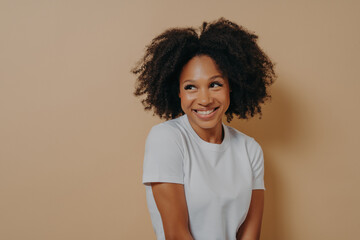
[{"left": 198, "top": 89, "right": 213, "bottom": 106}]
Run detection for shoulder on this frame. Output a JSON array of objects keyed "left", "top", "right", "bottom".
[
  {"left": 145, "top": 117, "right": 185, "bottom": 152},
  {"left": 144, "top": 118, "right": 185, "bottom": 160},
  {"left": 225, "top": 125, "right": 262, "bottom": 153},
  {"left": 147, "top": 117, "right": 183, "bottom": 140},
  {"left": 226, "top": 125, "right": 256, "bottom": 144}
]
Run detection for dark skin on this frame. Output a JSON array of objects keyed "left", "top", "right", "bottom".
[
  {"left": 236, "top": 190, "right": 264, "bottom": 240},
  {"left": 178, "top": 55, "right": 230, "bottom": 144},
  {"left": 132, "top": 18, "right": 276, "bottom": 122},
  {"left": 151, "top": 183, "right": 194, "bottom": 240},
  {"left": 152, "top": 183, "right": 264, "bottom": 240},
  {"left": 151, "top": 55, "right": 265, "bottom": 240}
]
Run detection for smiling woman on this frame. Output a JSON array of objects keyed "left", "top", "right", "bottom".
[
  {"left": 132, "top": 18, "right": 276, "bottom": 240},
  {"left": 179, "top": 55, "right": 230, "bottom": 144}
]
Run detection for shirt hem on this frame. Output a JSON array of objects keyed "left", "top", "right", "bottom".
[{"left": 142, "top": 175, "right": 184, "bottom": 186}]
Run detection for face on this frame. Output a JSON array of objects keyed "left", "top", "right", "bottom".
[{"left": 178, "top": 55, "right": 230, "bottom": 136}]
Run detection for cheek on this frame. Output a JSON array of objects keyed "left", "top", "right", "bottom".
[
  {"left": 216, "top": 91, "right": 230, "bottom": 104},
  {"left": 219, "top": 92, "right": 231, "bottom": 111},
  {"left": 179, "top": 91, "right": 195, "bottom": 107}
]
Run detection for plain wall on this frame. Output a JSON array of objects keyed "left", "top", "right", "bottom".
[{"left": 1, "top": 0, "right": 359, "bottom": 239}]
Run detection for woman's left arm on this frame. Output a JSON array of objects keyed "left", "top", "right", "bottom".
[{"left": 236, "top": 189, "right": 265, "bottom": 240}]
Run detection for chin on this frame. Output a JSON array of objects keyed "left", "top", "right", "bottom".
[{"left": 190, "top": 116, "right": 222, "bottom": 130}]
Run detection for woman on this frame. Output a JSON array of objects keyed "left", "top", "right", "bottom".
[{"left": 132, "top": 18, "right": 276, "bottom": 240}]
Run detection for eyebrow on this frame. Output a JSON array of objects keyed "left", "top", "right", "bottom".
[
  {"left": 182, "top": 75, "right": 224, "bottom": 84},
  {"left": 209, "top": 75, "right": 224, "bottom": 80}
]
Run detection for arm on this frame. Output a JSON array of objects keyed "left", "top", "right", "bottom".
[
  {"left": 236, "top": 190, "right": 264, "bottom": 240},
  {"left": 151, "top": 182, "right": 194, "bottom": 240}
]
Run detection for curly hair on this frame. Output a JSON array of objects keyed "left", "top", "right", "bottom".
[{"left": 132, "top": 18, "right": 276, "bottom": 122}]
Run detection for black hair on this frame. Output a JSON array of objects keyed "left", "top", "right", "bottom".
[{"left": 132, "top": 18, "right": 276, "bottom": 121}]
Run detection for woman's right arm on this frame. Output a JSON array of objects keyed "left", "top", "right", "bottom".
[{"left": 151, "top": 182, "right": 194, "bottom": 240}]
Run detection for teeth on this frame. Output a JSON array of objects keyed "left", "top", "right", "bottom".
[{"left": 197, "top": 109, "right": 215, "bottom": 115}]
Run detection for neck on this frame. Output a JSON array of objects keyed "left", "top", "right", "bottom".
[{"left": 189, "top": 120, "right": 224, "bottom": 144}]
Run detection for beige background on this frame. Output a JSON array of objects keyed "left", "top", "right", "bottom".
[{"left": 1, "top": 0, "right": 359, "bottom": 239}]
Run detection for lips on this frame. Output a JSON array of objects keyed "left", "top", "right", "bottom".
[
  {"left": 196, "top": 109, "right": 215, "bottom": 115},
  {"left": 193, "top": 107, "right": 219, "bottom": 119}
]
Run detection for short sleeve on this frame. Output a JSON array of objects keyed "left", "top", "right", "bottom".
[
  {"left": 248, "top": 138, "right": 265, "bottom": 190},
  {"left": 142, "top": 124, "right": 184, "bottom": 186}
]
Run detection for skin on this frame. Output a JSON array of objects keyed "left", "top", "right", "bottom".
[
  {"left": 236, "top": 190, "right": 265, "bottom": 240},
  {"left": 152, "top": 55, "right": 264, "bottom": 240},
  {"left": 151, "top": 183, "right": 194, "bottom": 240},
  {"left": 178, "top": 55, "right": 230, "bottom": 144}
]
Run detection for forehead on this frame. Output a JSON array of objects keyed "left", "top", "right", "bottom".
[{"left": 179, "top": 55, "right": 222, "bottom": 81}]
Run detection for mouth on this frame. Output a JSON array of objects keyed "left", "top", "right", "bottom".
[{"left": 192, "top": 107, "right": 219, "bottom": 118}]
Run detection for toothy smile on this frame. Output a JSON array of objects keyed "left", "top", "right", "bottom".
[{"left": 194, "top": 107, "right": 219, "bottom": 115}]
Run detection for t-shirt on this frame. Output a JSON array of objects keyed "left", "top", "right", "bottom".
[{"left": 142, "top": 114, "right": 265, "bottom": 240}]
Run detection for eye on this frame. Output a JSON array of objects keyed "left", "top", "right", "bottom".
[
  {"left": 209, "top": 82, "right": 223, "bottom": 88},
  {"left": 184, "top": 84, "right": 196, "bottom": 90}
]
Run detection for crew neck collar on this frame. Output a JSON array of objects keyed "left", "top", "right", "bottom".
[{"left": 180, "top": 114, "right": 230, "bottom": 152}]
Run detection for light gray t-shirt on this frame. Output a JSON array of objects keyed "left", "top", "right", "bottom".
[{"left": 142, "top": 114, "right": 265, "bottom": 240}]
